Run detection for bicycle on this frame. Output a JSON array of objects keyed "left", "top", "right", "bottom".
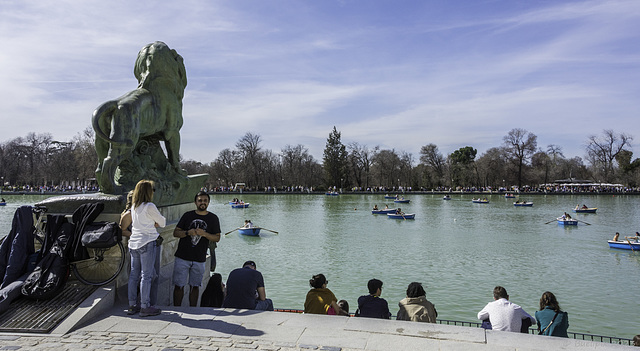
[
  {"left": 33, "top": 205, "right": 126, "bottom": 286},
  {"left": 32, "top": 206, "right": 48, "bottom": 252},
  {"left": 71, "top": 224, "right": 126, "bottom": 286}
]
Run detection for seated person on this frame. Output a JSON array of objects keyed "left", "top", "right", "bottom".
[
  {"left": 222, "top": 260, "right": 273, "bottom": 311},
  {"left": 242, "top": 220, "right": 253, "bottom": 228},
  {"left": 373, "top": 205, "right": 379, "bottom": 211},
  {"left": 535, "top": 291, "right": 569, "bottom": 337},
  {"left": 304, "top": 274, "right": 347, "bottom": 316},
  {"left": 337, "top": 300, "right": 349, "bottom": 315},
  {"left": 477, "top": 286, "right": 536, "bottom": 332},
  {"left": 355, "top": 279, "right": 391, "bottom": 319},
  {"left": 396, "top": 282, "right": 437, "bottom": 323}
]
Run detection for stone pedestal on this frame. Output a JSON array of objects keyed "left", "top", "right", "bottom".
[{"left": 36, "top": 177, "right": 211, "bottom": 307}]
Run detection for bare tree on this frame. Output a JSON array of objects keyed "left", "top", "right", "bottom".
[
  {"left": 476, "top": 147, "right": 508, "bottom": 189},
  {"left": 503, "top": 128, "right": 537, "bottom": 188},
  {"left": 585, "top": 130, "right": 633, "bottom": 182},
  {"left": 419, "top": 143, "right": 446, "bottom": 187},
  {"left": 347, "top": 142, "right": 377, "bottom": 190},
  {"left": 281, "top": 144, "right": 319, "bottom": 188},
  {"left": 213, "top": 148, "right": 239, "bottom": 187},
  {"left": 235, "top": 132, "right": 263, "bottom": 188},
  {"left": 371, "top": 149, "right": 402, "bottom": 188}
]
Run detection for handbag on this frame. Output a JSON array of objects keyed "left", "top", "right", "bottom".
[{"left": 81, "top": 221, "right": 121, "bottom": 248}]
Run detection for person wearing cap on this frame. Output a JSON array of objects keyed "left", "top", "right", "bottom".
[
  {"left": 172, "top": 191, "right": 221, "bottom": 306},
  {"left": 355, "top": 278, "right": 391, "bottom": 319},
  {"left": 222, "top": 260, "right": 273, "bottom": 311}
]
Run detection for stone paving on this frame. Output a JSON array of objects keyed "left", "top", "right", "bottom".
[{"left": 0, "top": 302, "right": 636, "bottom": 351}]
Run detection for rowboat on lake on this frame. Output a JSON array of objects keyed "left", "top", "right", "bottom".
[
  {"left": 387, "top": 213, "right": 415, "bottom": 219},
  {"left": 384, "top": 194, "right": 397, "bottom": 199},
  {"left": 505, "top": 193, "right": 516, "bottom": 198},
  {"left": 513, "top": 201, "right": 533, "bottom": 207},
  {"left": 325, "top": 191, "right": 339, "bottom": 196},
  {"left": 394, "top": 198, "right": 410, "bottom": 203},
  {"left": 557, "top": 217, "right": 578, "bottom": 225},
  {"left": 607, "top": 240, "right": 640, "bottom": 251},
  {"left": 0, "top": 202, "right": 5, "bottom": 206},
  {"left": 443, "top": 195, "right": 451, "bottom": 200},
  {"left": 231, "top": 203, "right": 250, "bottom": 208},
  {"left": 472, "top": 198, "right": 489, "bottom": 204},
  {"left": 372, "top": 208, "right": 396, "bottom": 215},
  {"left": 574, "top": 205, "right": 597, "bottom": 213},
  {"left": 238, "top": 227, "right": 261, "bottom": 236}
]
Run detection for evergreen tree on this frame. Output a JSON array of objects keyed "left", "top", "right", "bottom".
[{"left": 322, "top": 126, "right": 348, "bottom": 189}]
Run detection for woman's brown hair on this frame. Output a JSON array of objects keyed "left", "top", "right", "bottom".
[
  {"left": 132, "top": 180, "right": 154, "bottom": 208},
  {"left": 539, "top": 291, "right": 561, "bottom": 312}
]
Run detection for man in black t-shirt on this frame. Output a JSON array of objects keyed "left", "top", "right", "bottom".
[{"left": 172, "top": 191, "right": 221, "bottom": 306}]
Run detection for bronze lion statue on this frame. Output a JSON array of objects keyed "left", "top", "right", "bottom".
[{"left": 93, "top": 41, "right": 187, "bottom": 194}]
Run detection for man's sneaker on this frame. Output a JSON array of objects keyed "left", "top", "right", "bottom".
[
  {"left": 139, "top": 306, "right": 161, "bottom": 317},
  {"left": 127, "top": 305, "right": 140, "bottom": 315}
]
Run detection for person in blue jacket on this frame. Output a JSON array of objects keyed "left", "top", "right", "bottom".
[
  {"left": 535, "top": 291, "right": 569, "bottom": 337},
  {"left": 355, "top": 278, "right": 391, "bottom": 319}
]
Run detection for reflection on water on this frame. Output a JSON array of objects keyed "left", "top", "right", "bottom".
[{"left": 1, "top": 193, "right": 639, "bottom": 338}]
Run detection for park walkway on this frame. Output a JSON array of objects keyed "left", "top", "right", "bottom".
[{"left": 0, "top": 298, "right": 636, "bottom": 351}]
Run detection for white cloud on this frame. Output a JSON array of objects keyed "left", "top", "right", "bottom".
[{"left": 1, "top": 0, "right": 639, "bottom": 165}]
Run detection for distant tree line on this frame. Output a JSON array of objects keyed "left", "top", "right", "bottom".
[{"left": 1, "top": 126, "right": 639, "bottom": 192}]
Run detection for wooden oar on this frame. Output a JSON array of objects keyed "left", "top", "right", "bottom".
[
  {"left": 224, "top": 227, "right": 240, "bottom": 235},
  {"left": 575, "top": 219, "right": 591, "bottom": 225},
  {"left": 544, "top": 219, "right": 557, "bottom": 224},
  {"left": 260, "top": 227, "right": 279, "bottom": 234},
  {"left": 627, "top": 240, "right": 635, "bottom": 252}
]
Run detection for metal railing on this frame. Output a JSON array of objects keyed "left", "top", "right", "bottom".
[{"left": 436, "top": 319, "right": 633, "bottom": 346}]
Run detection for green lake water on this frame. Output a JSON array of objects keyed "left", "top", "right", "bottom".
[{"left": 1, "top": 193, "right": 639, "bottom": 338}]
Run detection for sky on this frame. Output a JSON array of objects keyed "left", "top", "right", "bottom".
[{"left": 1, "top": 0, "right": 639, "bottom": 164}]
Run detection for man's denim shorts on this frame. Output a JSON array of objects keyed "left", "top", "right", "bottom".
[{"left": 172, "top": 256, "right": 205, "bottom": 287}]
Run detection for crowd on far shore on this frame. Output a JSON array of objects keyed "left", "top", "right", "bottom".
[{"left": 2, "top": 183, "right": 639, "bottom": 195}]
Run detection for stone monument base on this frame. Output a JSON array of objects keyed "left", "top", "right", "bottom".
[{"left": 35, "top": 174, "right": 211, "bottom": 307}]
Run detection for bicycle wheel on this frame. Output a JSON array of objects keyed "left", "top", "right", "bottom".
[{"left": 72, "top": 241, "right": 125, "bottom": 286}]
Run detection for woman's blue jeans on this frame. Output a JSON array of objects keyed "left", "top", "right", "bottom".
[{"left": 128, "top": 241, "right": 156, "bottom": 308}]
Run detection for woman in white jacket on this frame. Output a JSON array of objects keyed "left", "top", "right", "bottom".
[{"left": 128, "top": 180, "right": 165, "bottom": 317}]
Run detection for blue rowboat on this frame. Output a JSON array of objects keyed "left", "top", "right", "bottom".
[
  {"left": 387, "top": 213, "right": 415, "bottom": 219},
  {"left": 472, "top": 199, "right": 489, "bottom": 204},
  {"left": 574, "top": 207, "right": 597, "bottom": 213},
  {"left": 608, "top": 240, "right": 640, "bottom": 250},
  {"left": 394, "top": 199, "right": 410, "bottom": 203},
  {"left": 325, "top": 192, "right": 339, "bottom": 196},
  {"left": 505, "top": 193, "right": 516, "bottom": 198},
  {"left": 231, "top": 203, "right": 250, "bottom": 208},
  {"left": 443, "top": 195, "right": 451, "bottom": 200},
  {"left": 513, "top": 202, "right": 533, "bottom": 207},
  {"left": 557, "top": 217, "right": 577, "bottom": 225},
  {"left": 372, "top": 208, "right": 396, "bottom": 214},
  {"left": 238, "top": 227, "right": 261, "bottom": 236},
  {"left": 384, "top": 195, "right": 396, "bottom": 199},
  {"left": 0, "top": 202, "right": 5, "bottom": 206}
]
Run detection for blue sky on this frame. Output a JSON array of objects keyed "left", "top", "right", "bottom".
[{"left": 1, "top": 0, "right": 639, "bottom": 163}]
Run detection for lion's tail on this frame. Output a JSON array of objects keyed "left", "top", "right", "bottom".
[{"left": 92, "top": 100, "right": 123, "bottom": 144}]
